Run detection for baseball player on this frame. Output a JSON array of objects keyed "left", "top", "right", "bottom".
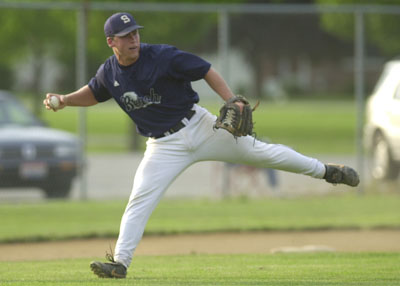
[{"left": 43, "top": 12, "right": 359, "bottom": 279}]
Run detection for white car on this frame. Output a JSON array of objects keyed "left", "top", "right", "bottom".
[{"left": 364, "top": 60, "right": 400, "bottom": 180}]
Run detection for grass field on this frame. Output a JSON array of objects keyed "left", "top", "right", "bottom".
[
  {"left": 39, "top": 99, "right": 357, "bottom": 154},
  {"left": 1, "top": 193, "right": 399, "bottom": 243},
  {"left": 1, "top": 253, "right": 399, "bottom": 286},
  {"left": 1, "top": 192, "right": 399, "bottom": 285}
]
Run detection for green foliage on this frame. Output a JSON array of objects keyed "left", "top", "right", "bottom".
[
  {"left": 316, "top": 0, "right": 400, "bottom": 57},
  {"left": 0, "top": 8, "right": 76, "bottom": 73},
  {"left": 367, "top": 13, "right": 400, "bottom": 55},
  {"left": 0, "top": 253, "right": 399, "bottom": 285},
  {"left": 0, "top": 0, "right": 244, "bottom": 92},
  {"left": 1, "top": 193, "right": 399, "bottom": 242}
]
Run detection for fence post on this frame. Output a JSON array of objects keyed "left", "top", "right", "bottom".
[
  {"left": 76, "top": 2, "right": 89, "bottom": 200},
  {"left": 218, "top": 10, "right": 230, "bottom": 85},
  {"left": 354, "top": 10, "right": 365, "bottom": 194},
  {"left": 218, "top": 9, "right": 232, "bottom": 198}
]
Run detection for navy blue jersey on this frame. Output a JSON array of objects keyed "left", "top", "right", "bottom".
[{"left": 88, "top": 43, "right": 211, "bottom": 137}]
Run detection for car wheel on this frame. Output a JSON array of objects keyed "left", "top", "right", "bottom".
[
  {"left": 371, "top": 133, "right": 400, "bottom": 180},
  {"left": 42, "top": 179, "right": 72, "bottom": 199}
]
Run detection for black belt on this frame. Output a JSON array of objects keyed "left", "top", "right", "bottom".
[{"left": 153, "top": 109, "right": 196, "bottom": 139}]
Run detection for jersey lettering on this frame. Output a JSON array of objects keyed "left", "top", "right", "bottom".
[{"left": 120, "top": 89, "right": 161, "bottom": 111}]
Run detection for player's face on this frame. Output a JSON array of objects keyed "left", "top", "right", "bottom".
[{"left": 108, "top": 30, "right": 141, "bottom": 66}]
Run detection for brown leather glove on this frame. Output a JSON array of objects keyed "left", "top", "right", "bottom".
[{"left": 214, "top": 95, "right": 258, "bottom": 138}]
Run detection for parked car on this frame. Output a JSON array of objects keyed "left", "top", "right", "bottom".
[
  {"left": 364, "top": 60, "right": 400, "bottom": 180},
  {"left": 0, "top": 90, "right": 82, "bottom": 198}
]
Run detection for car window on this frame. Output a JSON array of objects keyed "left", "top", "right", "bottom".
[
  {"left": 395, "top": 83, "right": 400, "bottom": 100},
  {"left": 0, "top": 104, "right": 7, "bottom": 123},
  {"left": 0, "top": 98, "right": 41, "bottom": 126},
  {"left": 372, "top": 67, "right": 389, "bottom": 94}
]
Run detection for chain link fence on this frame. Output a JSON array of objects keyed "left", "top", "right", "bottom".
[{"left": 1, "top": 2, "right": 400, "bottom": 199}]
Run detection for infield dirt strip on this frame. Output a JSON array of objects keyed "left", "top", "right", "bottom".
[{"left": 1, "top": 230, "right": 400, "bottom": 261}]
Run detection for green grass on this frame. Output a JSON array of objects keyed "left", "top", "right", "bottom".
[
  {"left": 1, "top": 193, "right": 399, "bottom": 243},
  {"left": 1, "top": 253, "right": 399, "bottom": 285},
  {"left": 210, "top": 100, "right": 357, "bottom": 155},
  {"left": 1, "top": 190, "right": 399, "bottom": 285},
  {"left": 39, "top": 99, "right": 357, "bottom": 154}
]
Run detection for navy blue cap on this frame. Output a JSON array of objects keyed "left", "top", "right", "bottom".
[{"left": 104, "top": 12, "right": 143, "bottom": 37}]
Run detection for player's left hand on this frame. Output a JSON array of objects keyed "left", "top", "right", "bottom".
[
  {"left": 214, "top": 95, "right": 258, "bottom": 138},
  {"left": 234, "top": 101, "right": 245, "bottom": 113}
]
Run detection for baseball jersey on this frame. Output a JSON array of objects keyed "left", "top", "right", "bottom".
[{"left": 88, "top": 43, "right": 211, "bottom": 137}]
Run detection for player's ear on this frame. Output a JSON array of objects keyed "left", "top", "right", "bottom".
[{"left": 107, "top": 37, "right": 114, "bottom": 48}]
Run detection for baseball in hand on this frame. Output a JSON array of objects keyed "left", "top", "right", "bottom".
[{"left": 49, "top": 96, "right": 60, "bottom": 109}]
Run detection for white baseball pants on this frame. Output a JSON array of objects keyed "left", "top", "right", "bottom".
[{"left": 114, "top": 104, "right": 326, "bottom": 267}]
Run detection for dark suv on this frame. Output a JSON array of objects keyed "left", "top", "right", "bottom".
[{"left": 0, "top": 91, "right": 82, "bottom": 198}]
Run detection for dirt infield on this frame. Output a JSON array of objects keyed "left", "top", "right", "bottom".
[{"left": 1, "top": 230, "right": 400, "bottom": 261}]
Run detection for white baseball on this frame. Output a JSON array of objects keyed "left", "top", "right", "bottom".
[{"left": 49, "top": 96, "right": 60, "bottom": 109}]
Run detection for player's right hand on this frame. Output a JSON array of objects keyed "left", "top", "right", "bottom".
[{"left": 43, "top": 93, "right": 67, "bottom": 112}]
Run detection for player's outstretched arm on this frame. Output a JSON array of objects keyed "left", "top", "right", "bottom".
[
  {"left": 204, "top": 67, "right": 235, "bottom": 101},
  {"left": 43, "top": 85, "right": 98, "bottom": 112},
  {"left": 204, "top": 67, "right": 244, "bottom": 111}
]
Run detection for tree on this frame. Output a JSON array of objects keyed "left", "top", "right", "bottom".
[
  {"left": 230, "top": 1, "right": 353, "bottom": 98},
  {"left": 0, "top": 6, "right": 76, "bottom": 115},
  {"left": 316, "top": 0, "right": 400, "bottom": 58}
]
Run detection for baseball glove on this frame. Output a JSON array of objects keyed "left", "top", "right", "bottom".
[{"left": 214, "top": 95, "right": 259, "bottom": 138}]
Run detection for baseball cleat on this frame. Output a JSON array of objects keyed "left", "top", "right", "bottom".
[
  {"left": 90, "top": 260, "right": 127, "bottom": 278},
  {"left": 324, "top": 164, "right": 360, "bottom": 187}
]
